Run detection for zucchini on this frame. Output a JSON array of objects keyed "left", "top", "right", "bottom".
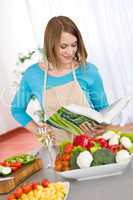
[{"left": 0, "top": 166, "right": 12, "bottom": 176}]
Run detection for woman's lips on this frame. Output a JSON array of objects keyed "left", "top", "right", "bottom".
[{"left": 62, "top": 56, "right": 73, "bottom": 59}]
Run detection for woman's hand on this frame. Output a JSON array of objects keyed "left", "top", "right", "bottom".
[
  {"left": 106, "top": 123, "right": 133, "bottom": 132},
  {"left": 79, "top": 122, "right": 107, "bottom": 135}
]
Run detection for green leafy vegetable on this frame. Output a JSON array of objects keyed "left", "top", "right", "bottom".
[
  {"left": 5, "top": 154, "right": 36, "bottom": 164},
  {"left": 91, "top": 148, "right": 115, "bottom": 166}
]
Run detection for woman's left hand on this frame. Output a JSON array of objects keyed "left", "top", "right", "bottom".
[{"left": 106, "top": 123, "right": 133, "bottom": 132}]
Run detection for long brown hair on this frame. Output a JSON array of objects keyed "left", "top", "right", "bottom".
[{"left": 43, "top": 16, "right": 87, "bottom": 67}]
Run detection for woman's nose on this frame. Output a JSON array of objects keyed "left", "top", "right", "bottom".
[{"left": 67, "top": 47, "right": 75, "bottom": 55}]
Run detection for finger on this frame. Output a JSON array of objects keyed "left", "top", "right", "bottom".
[
  {"left": 92, "top": 128, "right": 105, "bottom": 134},
  {"left": 80, "top": 124, "right": 92, "bottom": 135},
  {"left": 95, "top": 125, "right": 106, "bottom": 129}
]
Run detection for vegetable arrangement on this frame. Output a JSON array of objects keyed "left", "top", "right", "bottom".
[
  {"left": 55, "top": 130, "right": 133, "bottom": 172},
  {"left": 0, "top": 154, "right": 36, "bottom": 176},
  {"left": 47, "top": 107, "right": 101, "bottom": 135},
  {"left": 7, "top": 179, "right": 69, "bottom": 200}
]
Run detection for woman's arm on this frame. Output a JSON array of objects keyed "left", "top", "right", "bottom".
[
  {"left": 88, "top": 64, "right": 108, "bottom": 111},
  {"left": 11, "top": 73, "right": 34, "bottom": 128},
  {"left": 25, "top": 120, "right": 40, "bottom": 135}
]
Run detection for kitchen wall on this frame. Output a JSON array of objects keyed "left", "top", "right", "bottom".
[{"left": 0, "top": 0, "right": 36, "bottom": 134}]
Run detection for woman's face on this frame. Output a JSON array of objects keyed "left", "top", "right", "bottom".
[{"left": 54, "top": 32, "right": 78, "bottom": 66}]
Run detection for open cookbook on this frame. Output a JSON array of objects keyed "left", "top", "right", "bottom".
[{"left": 46, "top": 96, "right": 131, "bottom": 134}]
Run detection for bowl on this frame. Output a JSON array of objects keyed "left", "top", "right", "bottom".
[{"left": 57, "top": 160, "right": 131, "bottom": 181}]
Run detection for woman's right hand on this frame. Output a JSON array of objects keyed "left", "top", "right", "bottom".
[{"left": 80, "top": 122, "right": 107, "bottom": 135}]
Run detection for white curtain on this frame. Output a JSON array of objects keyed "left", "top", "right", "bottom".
[{"left": 26, "top": 0, "right": 133, "bottom": 124}]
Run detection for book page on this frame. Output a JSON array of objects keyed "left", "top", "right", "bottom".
[
  {"left": 64, "top": 104, "right": 104, "bottom": 123},
  {"left": 101, "top": 96, "right": 131, "bottom": 123}
]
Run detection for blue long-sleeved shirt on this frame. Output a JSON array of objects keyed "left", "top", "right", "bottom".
[{"left": 11, "top": 62, "right": 108, "bottom": 126}]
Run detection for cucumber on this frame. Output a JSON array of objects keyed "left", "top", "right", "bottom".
[
  {"left": 0, "top": 165, "right": 4, "bottom": 173},
  {"left": 0, "top": 166, "right": 12, "bottom": 176}
]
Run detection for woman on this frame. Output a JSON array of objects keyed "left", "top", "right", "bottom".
[{"left": 11, "top": 16, "right": 110, "bottom": 144}]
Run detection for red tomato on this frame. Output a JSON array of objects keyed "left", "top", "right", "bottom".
[
  {"left": 32, "top": 182, "right": 38, "bottom": 189},
  {"left": 108, "top": 144, "right": 121, "bottom": 154},
  {"left": 11, "top": 166, "right": 20, "bottom": 172},
  {"left": 64, "top": 154, "right": 71, "bottom": 161},
  {"left": 0, "top": 162, "right": 5, "bottom": 166},
  {"left": 7, "top": 194, "right": 16, "bottom": 200},
  {"left": 10, "top": 162, "right": 22, "bottom": 168},
  {"left": 64, "top": 143, "right": 73, "bottom": 153},
  {"left": 42, "top": 179, "right": 49, "bottom": 187},
  {"left": 2, "top": 161, "right": 11, "bottom": 167},
  {"left": 96, "top": 138, "right": 108, "bottom": 148},
  {"left": 87, "top": 141, "right": 95, "bottom": 149},
  {"left": 22, "top": 184, "right": 32, "bottom": 194},
  {"left": 13, "top": 188, "right": 23, "bottom": 198}
]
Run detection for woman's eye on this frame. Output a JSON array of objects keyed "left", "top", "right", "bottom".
[
  {"left": 60, "top": 45, "right": 67, "bottom": 49},
  {"left": 72, "top": 44, "right": 77, "bottom": 48}
]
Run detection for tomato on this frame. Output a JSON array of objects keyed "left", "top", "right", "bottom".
[
  {"left": 7, "top": 194, "right": 16, "bottom": 200},
  {"left": 13, "top": 188, "right": 23, "bottom": 198},
  {"left": 108, "top": 144, "right": 121, "bottom": 154},
  {"left": 63, "top": 154, "right": 71, "bottom": 161},
  {"left": 10, "top": 162, "right": 22, "bottom": 168},
  {"left": 55, "top": 162, "right": 63, "bottom": 171},
  {"left": 87, "top": 141, "right": 95, "bottom": 149},
  {"left": 2, "top": 161, "right": 11, "bottom": 167},
  {"left": 11, "top": 166, "right": 20, "bottom": 172},
  {"left": 64, "top": 143, "right": 73, "bottom": 153},
  {"left": 96, "top": 138, "right": 108, "bottom": 148},
  {"left": 0, "top": 162, "right": 5, "bottom": 166},
  {"left": 42, "top": 179, "right": 49, "bottom": 187},
  {"left": 22, "top": 184, "right": 32, "bottom": 194},
  {"left": 32, "top": 182, "right": 38, "bottom": 189}
]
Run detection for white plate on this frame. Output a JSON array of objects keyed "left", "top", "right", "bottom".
[
  {"left": 58, "top": 160, "right": 131, "bottom": 181},
  {"left": 63, "top": 182, "right": 70, "bottom": 200}
]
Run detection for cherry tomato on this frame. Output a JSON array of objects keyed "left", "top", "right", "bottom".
[
  {"left": 22, "top": 184, "right": 32, "bottom": 194},
  {"left": 10, "top": 162, "right": 22, "bottom": 168},
  {"left": 87, "top": 142, "right": 95, "bottom": 149},
  {"left": 42, "top": 179, "right": 49, "bottom": 187},
  {"left": 96, "top": 138, "right": 108, "bottom": 148},
  {"left": 11, "top": 166, "right": 20, "bottom": 172},
  {"left": 108, "top": 144, "right": 121, "bottom": 154},
  {"left": 2, "top": 161, "right": 11, "bottom": 167},
  {"left": 13, "top": 188, "right": 23, "bottom": 198},
  {"left": 64, "top": 143, "right": 73, "bottom": 153},
  {"left": 32, "top": 182, "right": 38, "bottom": 189},
  {"left": 7, "top": 194, "right": 16, "bottom": 200}
]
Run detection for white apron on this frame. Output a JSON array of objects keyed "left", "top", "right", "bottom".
[{"left": 43, "top": 64, "right": 91, "bottom": 144}]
